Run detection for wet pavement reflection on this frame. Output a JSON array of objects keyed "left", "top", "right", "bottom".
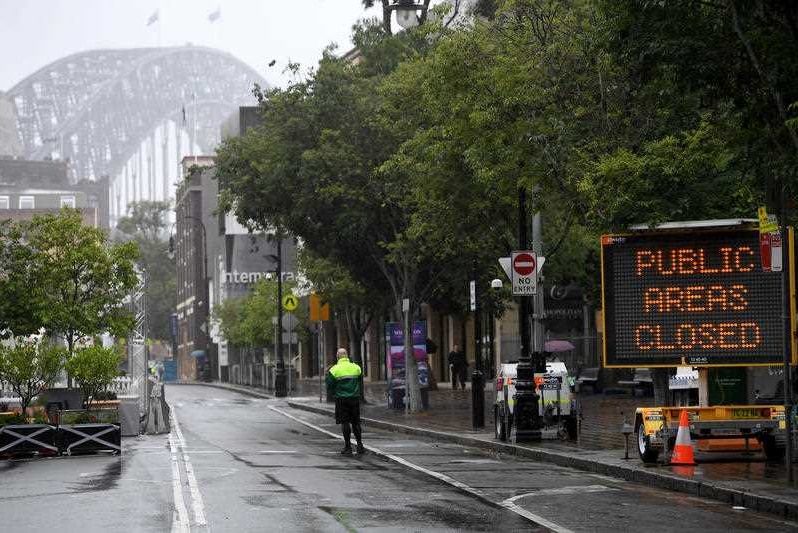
[{"left": 287, "top": 380, "right": 798, "bottom": 495}]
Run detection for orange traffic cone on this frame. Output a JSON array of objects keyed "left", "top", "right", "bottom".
[{"left": 670, "top": 409, "right": 696, "bottom": 465}]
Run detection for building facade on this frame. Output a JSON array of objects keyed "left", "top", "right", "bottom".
[
  {"left": 174, "top": 156, "right": 217, "bottom": 381},
  {"left": 0, "top": 157, "right": 108, "bottom": 227},
  {"left": 174, "top": 151, "right": 299, "bottom": 383}
]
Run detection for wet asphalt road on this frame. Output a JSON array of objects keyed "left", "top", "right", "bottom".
[{"left": 2, "top": 384, "right": 798, "bottom": 532}]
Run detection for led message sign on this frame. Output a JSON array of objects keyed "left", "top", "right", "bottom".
[{"left": 601, "top": 228, "right": 796, "bottom": 367}]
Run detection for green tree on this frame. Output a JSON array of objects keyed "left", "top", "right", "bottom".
[
  {"left": 212, "top": 278, "right": 306, "bottom": 354},
  {"left": 374, "top": 0, "right": 610, "bottom": 299},
  {"left": 116, "top": 201, "right": 172, "bottom": 242},
  {"left": 0, "top": 339, "right": 65, "bottom": 416},
  {"left": 219, "top": 0, "right": 798, "bottom": 411},
  {"left": 589, "top": 0, "right": 798, "bottom": 222},
  {"left": 299, "top": 250, "right": 389, "bottom": 365},
  {"left": 216, "top": 23, "right": 442, "bottom": 410},
  {"left": 12, "top": 210, "right": 140, "bottom": 361},
  {"left": 213, "top": 297, "right": 251, "bottom": 348},
  {"left": 0, "top": 221, "right": 47, "bottom": 337},
  {"left": 65, "top": 345, "right": 123, "bottom": 412},
  {"left": 116, "top": 201, "right": 176, "bottom": 341}
]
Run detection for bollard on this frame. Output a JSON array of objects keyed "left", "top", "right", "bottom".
[{"left": 621, "top": 413, "right": 633, "bottom": 460}]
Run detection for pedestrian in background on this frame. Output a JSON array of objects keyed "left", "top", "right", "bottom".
[
  {"left": 447, "top": 344, "right": 467, "bottom": 390},
  {"left": 326, "top": 348, "right": 366, "bottom": 455}
]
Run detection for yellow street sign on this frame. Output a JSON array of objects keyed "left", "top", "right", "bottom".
[
  {"left": 282, "top": 294, "right": 298, "bottom": 312},
  {"left": 758, "top": 206, "right": 778, "bottom": 233}
]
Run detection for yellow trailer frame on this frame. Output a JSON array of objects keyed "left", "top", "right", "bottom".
[{"left": 634, "top": 405, "right": 786, "bottom": 463}]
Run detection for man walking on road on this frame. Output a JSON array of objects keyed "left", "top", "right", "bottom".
[{"left": 326, "top": 348, "right": 365, "bottom": 455}]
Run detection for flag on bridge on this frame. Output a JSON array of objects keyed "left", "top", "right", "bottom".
[
  {"left": 208, "top": 7, "right": 221, "bottom": 23},
  {"left": 146, "top": 9, "right": 159, "bottom": 26}
]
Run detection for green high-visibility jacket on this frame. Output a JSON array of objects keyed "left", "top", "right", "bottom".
[{"left": 326, "top": 357, "right": 362, "bottom": 398}]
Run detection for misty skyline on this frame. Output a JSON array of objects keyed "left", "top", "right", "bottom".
[{"left": 0, "top": 0, "right": 387, "bottom": 91}]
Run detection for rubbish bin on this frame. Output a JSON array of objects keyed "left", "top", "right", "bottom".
[{"left": 390, "top": 388, "right": 404, "bottom": 409}]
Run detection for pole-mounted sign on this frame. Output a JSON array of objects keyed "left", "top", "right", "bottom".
[
  {"left": 309, "top": 293, "right": 330, "bottom": 321},
  {"left": 511, "top": 250, "right": 538, "bottom": 296},
  {"left": 282, "top": 293, "right": 298, "bottom": 312}
]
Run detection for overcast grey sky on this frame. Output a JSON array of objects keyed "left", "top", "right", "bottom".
[{"left": 0, "top": 0, "right": 387, "bottom": 91}]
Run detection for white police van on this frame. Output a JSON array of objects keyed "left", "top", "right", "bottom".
[{"left": 494, "top": 361, "right": 578, "bottom": 441}]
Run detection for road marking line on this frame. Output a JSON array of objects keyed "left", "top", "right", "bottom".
[
  {"left": 168, "top": 432, "right": 190, "bottom": 533},
  {"left": 504, "top": 485, "right": 617, "bottom": 498},
  {"left": 268, "top": 405, "right": 572, "bottom": 533},
  {"left": 254, "top": 450, "right": 299, "bottom": 454},
  {"left": 171, "top": 510, "right": 189, "bottom": 533},
  {"left": 171, "top": 407, "right": 208, "bottom": 527}
]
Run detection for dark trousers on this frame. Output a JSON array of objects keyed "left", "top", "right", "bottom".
[
  {"left": 451, "top": 365, "right": 466, "bottom": 390},
  {"left": 336, "top": 397, "right": 362, "bottom": 448}
]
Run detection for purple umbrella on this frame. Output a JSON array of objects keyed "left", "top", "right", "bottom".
[{"left": 544, "top": 340, "right": 575, "bottom": 353}]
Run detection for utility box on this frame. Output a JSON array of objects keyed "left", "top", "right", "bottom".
[{"left": 119, "top": 397, "right": 140, "bottom": 437}]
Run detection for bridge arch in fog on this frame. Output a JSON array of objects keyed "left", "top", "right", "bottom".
[{"left": 8, "top": 46, "right": 266, "bottom": 224}]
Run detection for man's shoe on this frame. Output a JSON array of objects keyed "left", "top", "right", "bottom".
[
  {"left": 356, "top": 444, "right": 366, "bottom": 455},
  {"left": 341, "top": 447, "right": 353, "bottom": 456}
]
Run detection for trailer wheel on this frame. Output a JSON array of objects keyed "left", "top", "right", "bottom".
[
  {"left": 638, "top": 422, "right": 659, "bottom": 463},
  {"left": 494, "top": 405, "right": 507, "bottom": 442},
  {"left": 762, "top": 435, "right": 786, "bottom": 461}
]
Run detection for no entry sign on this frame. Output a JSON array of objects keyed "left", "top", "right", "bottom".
[{"left": 512, "top": 251, "right": 538, "bottom": 295}]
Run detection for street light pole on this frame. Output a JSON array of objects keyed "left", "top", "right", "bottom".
[
  {"left": 779, "top": 182, "right": 794, "bottom": 483},
  {"left": 514, "top": 186, "right": 541, "bottom": 441},
  {"left": 274, "top": 233, "right": 288, "bottom": 397},
  {"left": 471, "top": 259, "right": 485, "bottom": 429}
]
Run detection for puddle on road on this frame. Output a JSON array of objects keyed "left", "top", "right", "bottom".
[
  {"left": 318, "top": 500, "right": 533, "bottom": 531},
  {"left": 230, "top": 399, "right": 253, "bottom": 405},
  {"left": 72, "top": 458, "right": 122, "bottom": 492}
]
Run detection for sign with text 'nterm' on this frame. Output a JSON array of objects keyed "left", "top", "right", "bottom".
[{"left": 600, "top": 228, "right": 796, "bottom": 368}]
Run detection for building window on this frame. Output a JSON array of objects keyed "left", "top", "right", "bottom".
[
  {"left": 0, "top": 196, "right": 8, "bottom": 209},
  {"left": 19, "top": 196, "right": 34, "bottom": 209},
  {"left": 60, "top": 195, "right": 76, "bottom": 208}
]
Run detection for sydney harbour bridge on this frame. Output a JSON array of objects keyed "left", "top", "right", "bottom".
[{"left": 6, "top": 46, "right": 266, "bottom": 225}]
